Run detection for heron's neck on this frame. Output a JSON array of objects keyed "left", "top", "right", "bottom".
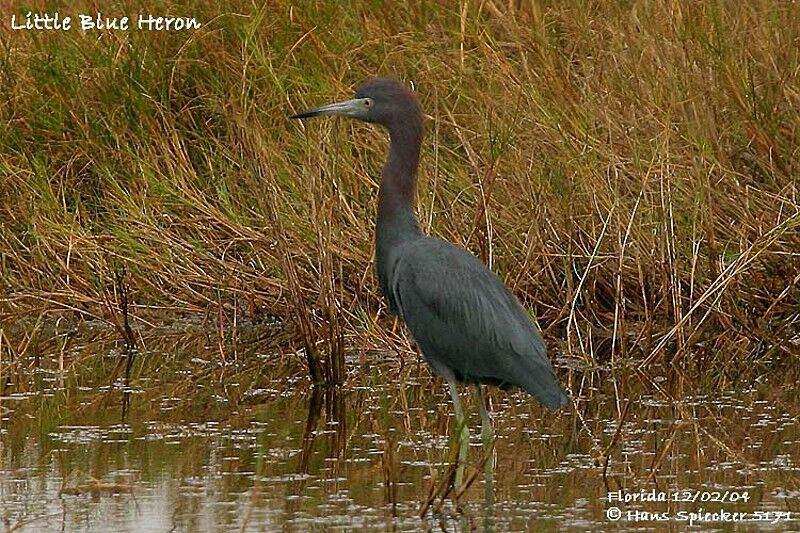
[
  {"left": 374, "top": 118, "right": 423, "bottom": 306},
  {"left": 377, "top": 120, "right": 423, "bottom": 248}
]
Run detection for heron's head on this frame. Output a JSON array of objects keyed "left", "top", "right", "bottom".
[{"left": 291, "top": 77, "right": 421, "bottom": 131}]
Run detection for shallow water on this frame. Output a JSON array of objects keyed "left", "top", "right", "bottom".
[{"left": 1, "top": 326, "right": 798, "bottom": 531}]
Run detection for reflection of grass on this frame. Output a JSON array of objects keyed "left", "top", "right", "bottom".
[
  {"left": 0, "top": 0, "right": 798, "bottom": 382},
  {"left": 1, "top": 327, "right": 799, "bottom": 528}
]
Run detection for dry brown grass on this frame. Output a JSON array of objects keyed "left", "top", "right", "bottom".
[{"left": 1, "top": 1, "right": 798, "bottom": 383}]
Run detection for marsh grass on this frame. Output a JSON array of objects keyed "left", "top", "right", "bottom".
[{"left": 1, "top": 1, "right": 798, "bottom": 385}]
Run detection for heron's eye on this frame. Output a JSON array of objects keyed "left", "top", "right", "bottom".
[{"left": 364, "top": 99, "right": 373, "bottom": 108}]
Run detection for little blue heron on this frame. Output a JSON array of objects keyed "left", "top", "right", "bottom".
[{"left": 292, "top": 78, "right": 569, "bottom": 484}]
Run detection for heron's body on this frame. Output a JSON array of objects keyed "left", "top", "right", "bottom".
[
  {"left": 292, "top": 77, "right": 569, "bottom": 486},
  {"left": 386, "top": 235, "right": 567, "bottom": 408}
]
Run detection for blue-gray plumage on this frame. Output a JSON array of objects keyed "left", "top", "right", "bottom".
[
  {"left": 292, "top": 77, "right": 569, "bottom": 484},
  {"left": 390, "top": 237, "right": 568, "bottom": 409}
]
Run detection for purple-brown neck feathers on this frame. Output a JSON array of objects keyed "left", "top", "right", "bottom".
[
  {"left": 369, "top": 79, "right": 424, "bottom": 299},
  {"left": 369, "top": 79, "right": 423, "bottom": 221}
]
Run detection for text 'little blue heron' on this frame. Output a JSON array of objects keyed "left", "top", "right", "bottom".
[{"left": 292, "top": 78, "right": 569, "bottom": 485}]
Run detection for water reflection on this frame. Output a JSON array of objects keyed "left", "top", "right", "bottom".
[{"left": 0, "top": 329, "right": 798, "bottom": 531}]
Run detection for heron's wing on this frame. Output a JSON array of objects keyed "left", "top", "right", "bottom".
[{"left": 392, "top": 237, "right": 568, "bottom": 409}]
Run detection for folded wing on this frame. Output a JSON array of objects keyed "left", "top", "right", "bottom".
[{"left": 391, "top": 237, "right": 569, "bottom": 410}]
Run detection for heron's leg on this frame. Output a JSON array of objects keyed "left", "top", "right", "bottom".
[
  {"left": 476, "top": 385, "right": 494, "bottom": 447},
  {"left": 476, "top": 385, "right": 495, "bottom": 516},
  {"left": 447, "top": 378, "right": 469, "bottom": 488}
]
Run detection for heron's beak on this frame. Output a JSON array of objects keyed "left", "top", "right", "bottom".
[{"left": 291, "top": 98, "right": 364, "bottom": 119}]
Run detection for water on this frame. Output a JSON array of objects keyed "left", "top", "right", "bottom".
[{"left": 1, "top": 325, "right": 798, "bottom": 531}]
